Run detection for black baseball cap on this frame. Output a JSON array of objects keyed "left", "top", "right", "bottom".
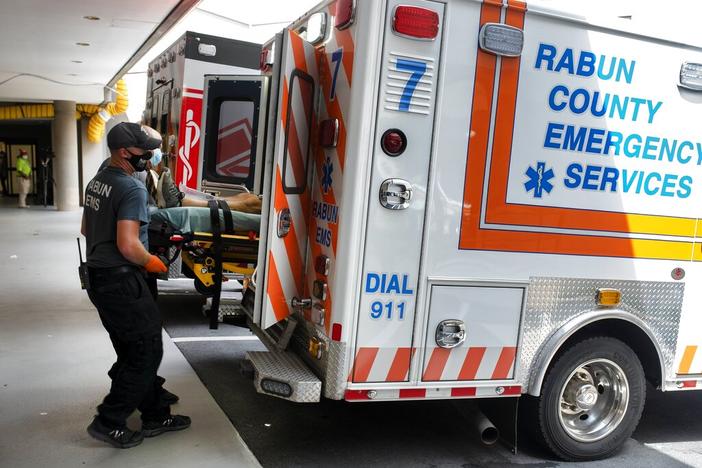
[{"left": 107, "top": 122, "right": 162, "bottom": 151}]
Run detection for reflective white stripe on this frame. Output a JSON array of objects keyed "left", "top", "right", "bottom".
[
  {"left": 424, "top": 388, "right": 452, "bottom": 399},
  {"left": 476, "top": 346, "right": 502, "bottom": 380},
  {"left": 270, "top": 222, "right": 299, "bottom": 306},
  {"left": 366, "top": 348, "right": 395, "bottom": 382}
]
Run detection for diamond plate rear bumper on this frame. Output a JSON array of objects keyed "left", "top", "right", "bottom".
[{"left": 247, "top": 350, "right": 322, "bottom": 403}]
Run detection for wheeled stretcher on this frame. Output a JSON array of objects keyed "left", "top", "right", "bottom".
[{"left": 148, "top": 201, "right": 261, "bottom": 327}]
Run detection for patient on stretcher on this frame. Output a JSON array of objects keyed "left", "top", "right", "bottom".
[
  {"left": 145, "top": 153, "right": 262, "bottom": 235},
  {"left": 150, "top": 205, "right": 260, "bottom": 235}
]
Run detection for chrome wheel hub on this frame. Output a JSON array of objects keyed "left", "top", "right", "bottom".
[
  {"left": 575, "top": 384, "right": 598, "bottom": 410},
  {"left": 558, "top": 359, "right": 629, "bottom": 442}
]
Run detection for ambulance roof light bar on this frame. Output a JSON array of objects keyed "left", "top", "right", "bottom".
[
  {"left": 392, "top": 5, "right": 439, "bottom": 40},
  {"left": 479, "top": 23, "right": 524, "bottom": 57},
  {"left": 679, "top": 62, "right": 702, "bottom": 91}
]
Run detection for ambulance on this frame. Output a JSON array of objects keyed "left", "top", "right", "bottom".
[
  {"left": 196, "top": 0, "right": 702, "bottom": 460},
  {"left": 143, "top": 31, "right": 260, "bottom": 191}
]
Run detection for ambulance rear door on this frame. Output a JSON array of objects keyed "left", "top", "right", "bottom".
[
  {"left": 199, "top": 75, "right": 270, "bottom": 194},
  {"left": 257, "top": 30, "right": 320, "bottom": 330}
]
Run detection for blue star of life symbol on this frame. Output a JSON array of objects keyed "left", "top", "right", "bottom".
[
  {"left": 321, "top": 156, "right": 333, "bottom": 194},
  {"left": 524, "top": 162, "right": 554, "bottom": 198}
]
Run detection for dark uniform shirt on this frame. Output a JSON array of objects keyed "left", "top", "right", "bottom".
[
  {"left": 99, "top": 157, "right": 155, "bottom": 206},
  {"left": 84, "top": 166, "right": 149, "bottom": 268}
]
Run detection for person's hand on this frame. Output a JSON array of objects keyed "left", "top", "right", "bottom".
[{"left": 144, "top": 254, "right": 168, "bottom": 273}]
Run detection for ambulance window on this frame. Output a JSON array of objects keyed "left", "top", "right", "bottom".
[
  {"left": 214, "top": 100, "right": 255, "bottom": 179},
  {"left": 282, "top": 70, "right": 314, "bottom": 194}
]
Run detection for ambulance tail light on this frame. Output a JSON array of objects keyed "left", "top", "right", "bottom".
[
  {"left": 679, "top": 62, "right": 702, "bottom": 91},
  {"left": 331, "top": 323, "right": 342, "bottom": 341},
  {"left": 393, "top": 6, "right": 439, "bottom": 40},
  {"left": 319, "top": 118, "right": 339, "bottom": 148},
  {"left": 335, "top": 0, "right": 355, "bottom": 30},
  {"left": 479, "top": 23, "right": 523, "bottom": 57},
  {"left": 260, "top": 48, "right": 274, "bottom": 71}
]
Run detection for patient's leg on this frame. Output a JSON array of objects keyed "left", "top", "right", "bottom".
[{"left": 182, "top": 192, "right": 262, "bottom": 213}]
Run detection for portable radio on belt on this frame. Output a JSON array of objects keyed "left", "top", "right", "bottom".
[{"left": 77, "top": 237, "right": 90, "bottom": 290}]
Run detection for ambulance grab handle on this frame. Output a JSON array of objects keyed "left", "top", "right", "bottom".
[
  {"left": 291, "top": 297, "right": 312, "bottom": 309},
  {"left": 379, "top": 178, "right": 413, "bottom": 210}
]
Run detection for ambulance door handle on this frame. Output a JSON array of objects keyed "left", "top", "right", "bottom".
[
  {"left": 291, "top": 297, "right": 312, "bottom": 310},
  {"left": 379, "top": 179, "right": 413, "bottom": 210}
]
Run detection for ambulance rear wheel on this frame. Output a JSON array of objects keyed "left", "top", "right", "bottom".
[{"left": 531, "top": 337, "right": 645, "bottom": 461}]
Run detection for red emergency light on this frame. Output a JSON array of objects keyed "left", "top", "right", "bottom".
[
  {"left": 319, "top": 118, "right": 339, "bottom": 148},
  {"left": 393, "top": 6, "right": 439, "bottom": 40},
  {"left": 259, "top": 48, "right": 273, "bottom": 71},
  {"left": 335, "top": 0, "right": 355, "bottom": 30},
  {"left": 381, "top": 129, "right": 407, "bottom": 157}
]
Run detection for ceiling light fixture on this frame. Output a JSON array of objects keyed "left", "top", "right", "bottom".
[
  {"left": 76, "top": 42, "right": 90, "bottom": 47},
  {"left": 83, "top": 16, "right": 100, "bottom": 21}
]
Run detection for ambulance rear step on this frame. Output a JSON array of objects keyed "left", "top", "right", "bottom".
[{"left": 245, "top": 350, "right": 321, "bottom": 403}]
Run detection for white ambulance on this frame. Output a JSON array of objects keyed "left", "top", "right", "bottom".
[
  {"left": 198, "top": 0, "right": 702, "bottom": 460},
  {"left": 144, "top": 31, "right": 260, "bottom": 192}
]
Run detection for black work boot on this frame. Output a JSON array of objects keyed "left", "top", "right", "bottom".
[
  {"left": 142, "top": 414, "right": 191, "bottom": 437},
  {"left": 87, "top": 416, "right": 144, "bottom": 449},
  {"left": 160, "top": 388, "right": 179, "bottom": 405}
]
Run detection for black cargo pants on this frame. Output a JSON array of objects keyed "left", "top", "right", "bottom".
[{"left": 87, "top": 267, "right": 170, "bottom": 429}]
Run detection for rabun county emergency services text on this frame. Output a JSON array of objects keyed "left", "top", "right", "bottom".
[{"left": 535, "top": 42, "right": 694, "bottom": 199}]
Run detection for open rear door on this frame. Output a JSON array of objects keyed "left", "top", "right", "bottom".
[
  {"left": 260, "top": 30, "right": 319, "bottom": 329},
  {"left": 199, "top": 75, "right": 269, "bottom": 194}
]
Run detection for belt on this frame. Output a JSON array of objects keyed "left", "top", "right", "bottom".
[{"left": 89, "top": 265, "right": 143, "bottom": 282}]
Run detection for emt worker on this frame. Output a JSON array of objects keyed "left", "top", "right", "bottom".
[{"left": 81, "top": 123, "right": 190, "bottom": 448}]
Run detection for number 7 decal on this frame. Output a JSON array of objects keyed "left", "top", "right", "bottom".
[
  {"left": 396, "top": 58, "right": 427, "bottom": 111},
  {"left": 330, "top": 48, "right": 343, "bottom": 101}
]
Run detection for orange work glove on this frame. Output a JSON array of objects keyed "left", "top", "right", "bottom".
[{"left": 144, "top": 254, "right": 168, "bottom": 274}]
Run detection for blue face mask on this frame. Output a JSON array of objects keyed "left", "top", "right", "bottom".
[{"left": 150, "top": 148, "right": 162, "bottom": 167}]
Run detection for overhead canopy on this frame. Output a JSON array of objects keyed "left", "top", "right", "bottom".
[{"left": 0, "top": 0, "right": 198, "bottom": 104}]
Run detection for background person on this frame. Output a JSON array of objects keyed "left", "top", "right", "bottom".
[
  {"left": 0, "top": 150, "right": 8, "bottom": 196},
  {"left": 16, "top": 149, "right": 31, "bottom": 208}
]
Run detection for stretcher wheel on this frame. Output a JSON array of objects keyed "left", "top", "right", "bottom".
[
  {"left": 181, "top": 262, "right": 195, "bottom": 279},
  {"left": 523, "top": 336, "right": 645, "bottom": 461},
  {"left": 194, "top": 277, "right": 216, "bottom": 297}
]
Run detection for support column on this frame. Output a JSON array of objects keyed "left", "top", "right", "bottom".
[
  {"left": 80, "top": 118, "right": 107, "bottom": 196},
  {"left": 52, "top": 100, "right": 79, "bottom": 211}
]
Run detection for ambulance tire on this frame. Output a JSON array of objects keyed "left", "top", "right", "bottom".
[{"left": 530, "top": 336, "right": 645, "bottom": 461}]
